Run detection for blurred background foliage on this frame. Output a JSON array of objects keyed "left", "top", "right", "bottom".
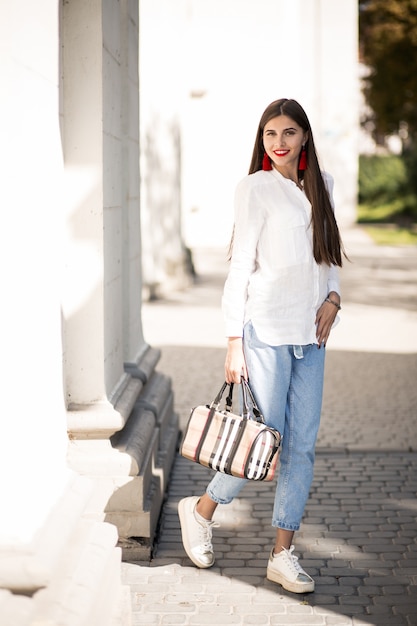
[{"left": 359, "top": 0, "right": 417, "bottom": 236}]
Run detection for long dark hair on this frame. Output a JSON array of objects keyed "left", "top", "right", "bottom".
[{"left": 247, "top": 98, "right": 345, "bottom": 267}]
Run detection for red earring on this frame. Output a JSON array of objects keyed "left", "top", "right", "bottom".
[
  {"left": 298, "top": 146, "right": 307, "bottom": 170},
  {"left": 262, "top": 153, "right": 272, "bottom": 171}
]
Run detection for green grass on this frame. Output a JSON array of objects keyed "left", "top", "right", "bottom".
[
  {"left": 357, "top": 199, "right": 414, "bottom": 223},
  {"left": 357, "top": 200, "right": 417, "bottom": 245},
  {"left": 362, "top": 225, "right": 417, "bottom": 246},
  {"left": 357, "top": 154, "right": 417, "bottom": 244}
]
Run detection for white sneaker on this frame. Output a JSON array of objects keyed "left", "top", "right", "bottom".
[
  {"left": 267, "top": 546, "right": 315, "bottom": 593},
  {"left": 178, "top": 496, "right": 218, "bottom": 568}
]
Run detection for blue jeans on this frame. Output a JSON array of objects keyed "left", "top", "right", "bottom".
[{"left": 206, "top": 321, "right": 325, "bottom": 531}]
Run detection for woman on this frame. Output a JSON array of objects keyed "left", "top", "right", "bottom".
[{"left": 178, "top": 98, "right": 345, "bottom": 594}]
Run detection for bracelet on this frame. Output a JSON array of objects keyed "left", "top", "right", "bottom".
[{"left": 325, "top": 297, "right": 341, "bottom": 310}]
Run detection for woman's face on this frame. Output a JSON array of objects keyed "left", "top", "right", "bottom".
[{"left": 263, "top": 115, "right": 308, "bottom": 175}]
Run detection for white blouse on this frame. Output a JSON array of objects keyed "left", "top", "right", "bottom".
[{"left": 222, "top": 168, "right": 340, "bottom": 346}]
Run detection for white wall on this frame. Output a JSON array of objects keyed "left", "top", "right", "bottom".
[
  {"left": 139, "top": 0, "right": 190, "bottom": 295},
  {"left": 0, "top": 0, "right": 72, "bottom": 545}
]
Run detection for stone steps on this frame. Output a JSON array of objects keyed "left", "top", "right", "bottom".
[
  {"left": 67, "top": 350, "right": 180, "bottom": 560},
  {"left": 0, "top": 475, "right": 131, "bottom": 626}
]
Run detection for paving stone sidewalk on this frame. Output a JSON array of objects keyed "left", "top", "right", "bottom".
[{"left": 122, "top": 229, "right": 417, "bottom": 626}]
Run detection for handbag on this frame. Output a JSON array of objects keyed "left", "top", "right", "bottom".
[{"left": 180, "top": 379, "right": 281, "bottom": 481}]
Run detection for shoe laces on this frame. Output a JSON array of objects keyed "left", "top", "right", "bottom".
[
  {"left": 280, "top": 545, "right": 304, "bottom": 575},
  {"left": 197, "top": 518, "right": 219, "bottom": 553}
]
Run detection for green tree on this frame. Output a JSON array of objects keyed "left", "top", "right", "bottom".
[
  {"left": 360, "top": 0, "right": 417, "bottom": 218},
  {"left": 360, "top": 0, "right": 417, "bottom": 142}
]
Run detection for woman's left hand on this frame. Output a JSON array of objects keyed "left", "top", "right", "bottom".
[{"left": 315, "top": 293, "right": 340, "bottom": 347}]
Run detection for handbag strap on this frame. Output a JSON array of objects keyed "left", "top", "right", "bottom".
[
  {"left": 211, "top": 382, "right": 228, "bottom": 408},
  {"left": 241, "top": 378, "right": 264, "bottom": 423},
  {"left": 211, "top": 378, "right": 265, "bottom": 424}
]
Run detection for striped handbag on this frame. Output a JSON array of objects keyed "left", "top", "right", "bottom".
[{"left": 180, "top": 379, "right": 281, "bottom": 481}]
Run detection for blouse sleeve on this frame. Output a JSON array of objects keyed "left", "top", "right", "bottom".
[
  {"left": 221, "top": 177, "right": 265, "bottom": 337},
  {"left": 327, "top": 264, "right": 340, "bottom": 296},
  {"left": 323, "top": 171, "right": 341, "bottom": 296}
]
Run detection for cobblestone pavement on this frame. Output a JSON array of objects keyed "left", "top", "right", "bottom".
[{"left": 122, "top": 228, "right": 417, "bottom": 625}]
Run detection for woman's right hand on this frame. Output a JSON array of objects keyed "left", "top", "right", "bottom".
[{"left": 224, "top": 337, "right": 248, "bottom": 384}]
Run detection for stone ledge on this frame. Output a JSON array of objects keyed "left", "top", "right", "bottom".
[
  {"left": 0, "top": 473, "right": 131, "bottom": 625},
  {"left": 125, "top": 345, "right": 161, "bottom": 383},
  {"left": 67, "top": 375, "right": 143, "bottom": 438},
  {"left": 0, "top": 474, "right": 92, "bottom": 593}
]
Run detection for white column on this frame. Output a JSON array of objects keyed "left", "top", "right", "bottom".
[
  {"left": 300, "top": 0, "right": 359, "bottom": 227},
  {"left": 0, "top": 0, "right": 71, "bottom": 551},
  {"left": 62, "top": 0, "right": 178, "bottom": 552},
  {"left": 62, "top": 0, "right": 142, "bottom": 434},
  {"left": 62, "top": 0, "right": 110, "bottom": 406}
]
